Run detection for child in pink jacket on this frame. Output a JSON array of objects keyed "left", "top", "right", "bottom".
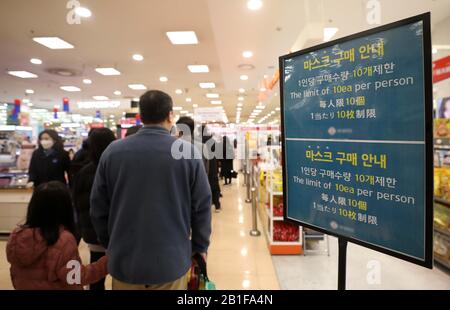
[{"left": 7, "top": 181, "right": 108, "bottom": 290}]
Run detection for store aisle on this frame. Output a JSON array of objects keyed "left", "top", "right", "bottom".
[
  {"left": 207, "top": 175, "right": 280, "bottom": 290},
  {"left": 0, "top": 174, "right": 280, "bottom": 290}
]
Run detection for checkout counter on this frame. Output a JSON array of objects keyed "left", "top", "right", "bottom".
[{"left": 0, "top": 173, "right": 31, "bottom": 234}]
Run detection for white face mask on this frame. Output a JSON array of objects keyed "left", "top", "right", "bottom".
[{"left": 40, "top": 139, "right": 54, "bottom": 150}]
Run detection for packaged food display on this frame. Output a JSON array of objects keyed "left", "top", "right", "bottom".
[
  {"left": 434, "top": 119, "right": 450, "bottom": 138},
  {"left": 435, "top": 202, "right": 450, "bottom": 234},
  {"left": 434, "top": 231, "right": 450, "bottom": 268},
  {"left": 434, "top": 167, "right": 450, "bottom": 200},
  {"left": 273, "top": 221, "right": 300, "bottom": 242}
]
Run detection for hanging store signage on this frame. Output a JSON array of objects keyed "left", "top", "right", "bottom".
[
  {"left": 280, "top": 14, "right": 433, "bottom": 268},
  {"left": 77, "top": 101, "right": 121, "bottom": 109},
  {"left": 433, "top": 55, "right": 450, "bottom": 84}
]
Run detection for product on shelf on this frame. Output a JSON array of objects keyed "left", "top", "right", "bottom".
[
  {"left": 433, "top": 232, "right": 450, "bottom": 267},
  {"left": 274, "top": 203, "right": 284, "bottom": 217},
  {"left": 434, "top": 119, "right": 450, "bottom": 138},
  {"left": 434, "top": 167, "right": 450, "bottom": 200},
  {"left": 435, "top": 202, "right": 450, "bottom": 233},
  {"left": 273, "top": 221, "right": 299, "bottom": 242}
]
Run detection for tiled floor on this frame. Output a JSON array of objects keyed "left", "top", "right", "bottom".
[
  {"left": 207, "top": 176, "right": 280, "bottom": 290},
  {"left": 0, "top": 175, "right": 280, "bottom": 290},
  {"left": 273, "top": 236, "right": 450, "bottom": 290}
]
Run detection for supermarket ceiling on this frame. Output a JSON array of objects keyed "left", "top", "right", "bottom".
[{"left": 0, "top": 0, "right": 450, "bottom": 121}]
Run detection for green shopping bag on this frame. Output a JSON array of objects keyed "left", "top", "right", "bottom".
[{"left": 188, "top": 253, "right": 216, "bottom": 290}]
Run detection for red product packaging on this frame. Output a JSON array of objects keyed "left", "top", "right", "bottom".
[{"left": 273, "top": 221, "right": 299, "bottom": 242}]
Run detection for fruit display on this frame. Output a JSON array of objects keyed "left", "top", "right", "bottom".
[{"left": 273, "top": 221, "right": 299, "bottom": 242}]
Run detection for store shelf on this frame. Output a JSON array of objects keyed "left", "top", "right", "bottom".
[
  {"left": 434, "top": 197, "right": 450, "bottom": 208},
  {"left": 434, "top": 256, "right": 450, "bottom": 270},
  {"left": 434, "top": 226, "right": 450, "bottom": 239},
  {"left": 434, "top": 137, "right": 450, "bottom": 147},
  {"left": 271, "top": 241, "right": 302, "bottom": 246},
  {"left": 267, "top": 188, "right": 283, "bottom": 196}
]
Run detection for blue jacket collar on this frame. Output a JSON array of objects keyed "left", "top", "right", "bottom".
[{"left": 138, "top": 125, "right": 170, "bottom": 135}]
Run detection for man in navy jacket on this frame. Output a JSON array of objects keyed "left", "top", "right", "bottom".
[{"left": 90, "top": 90, "right": 212, "bottom": 289}]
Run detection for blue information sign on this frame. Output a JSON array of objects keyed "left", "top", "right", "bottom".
[{"left": 280, "top": 14, "right": 433, "bottom": 268}]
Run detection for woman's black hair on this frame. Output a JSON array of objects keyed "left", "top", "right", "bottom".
[
  {"left": 88, "top": 128, "right": 116, "bottom": 165},
  {"left": 38, "top": 129, "right": 64, "bottom": 152},
  {"left": 25, "top": 181, "right": 76, "bottom": 246}
]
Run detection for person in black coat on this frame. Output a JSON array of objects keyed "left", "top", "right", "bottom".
[
  {"left": 201, "top": 128, "right": 222, "bottom": 212},
  {"left": 72, "top": 128, "right": 116, "bottom": 290},
  {"left": 221, "top": 135, "right": 235, "bottom": 185},
  {"left": 28, "top": 130, "right": 70, "bottom": 187}
]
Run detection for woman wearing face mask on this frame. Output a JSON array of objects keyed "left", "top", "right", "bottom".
[{"left": 28, "top": 130, "right": 71, "bottom": 187}]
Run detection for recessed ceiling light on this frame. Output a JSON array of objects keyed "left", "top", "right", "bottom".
[
  {"left": 33, "top": 37, "right": 74, "bottom": 49},
  {"left": 199, "top": 82, "right": 216, "bottom": 89},
  {"left": 93, "top": 96, "right": 109, "bottom": 101},
  {"left": 114, "top": 90, "right": 122, "bottom": 96},
  {"left": 30, "top": 58, "right": 42, "bottom": 65},
  {"left": 8, "top": 71, "right": 38, "bottom": 79},
  {"left": 132, "top": 54, "right": 144, "bottom": 61},
  {"left": 239, "top": 88, "right": 246, "bottom": 93},
  {"left": 275, "top": 107, "right": 280, "bottom": 111},
  {"left": 110, "top": 114, "right": 115, "bottom": 118},
  {"left": 75, "top": 7, "right": 92, "bottom": 18},
  {"left": 432, "top": 48, "right": 438, "bottom": 54},
  {"left": 211, "top": 100, "right": 222, "bottom": 105},
  {"left": 238, "top": 97, "right": 244, "bottom": 101},
  {"left": 324, "top": 27, "right": 339, "bottom": 42},
  {"left": 166, "top": 31, "right": 199, "bottom": 45},
  {"left": 133, "top": 97, "right": 140, "bottom": 101},
  {"left": 256, "top": 105, "right": 266, "bottom": 110},
  {"left": 181, "top": 110, "right": 188, "bottom": 114},
  {"left": 25, "top": 89, "right": 34, "bottom": 94},
  {"left": 242, "top": 51, "right": 253, "bottom": 58},
  {"left": 96, "top": 68, "right": 121, "bottom": 76},
  {"left": 237, "top": 103, "right": 243, "bottom": 107},
  {"left": 83, "top": 79, "right": 92, "bottom": 84},
  {"left": 240, "top": 75, "right": 249, "bottom": 81},
  {"left": 175, "top": 89, "right": 183, "bottom": 95},
  {"left": 22, "top": 99, "right": 30, "bottom": 103},
  {"left": 60, "top": 86, "right": 81, "bottom": 92},
  {"left": 247, "top": 0, "right": 263, "bottom": 11},
  {"left": 206, "top": 93, "right": 220, "bottom": 99},
  {"left": 160, "top": 76, "right": 169, "bottom": 82},
  {"left": 128, "top": 84, "right": 147, "bottom": 90},
  {"left": 188, "top": 65, "right": 209, "bottom": 73},
  {"left": 193, "top": 104, "right": 198, "bottom": 108},
  {"left": 237, "top": 108, "right": 242, "bottom": 111},
  {"left": 27, "top": 102, "right": 34, "bottom": 107},
  {"left": 173, "top": 107, "right": 183, "bottom": 111},
  {"left": 260, "top": 87, "right": 267, "bottom": 92},
  {"left": 186, "top": 98, "right": 192, "bottom": 102}
]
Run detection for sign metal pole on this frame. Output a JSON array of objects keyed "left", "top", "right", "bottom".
[{"left": 338, "top": 238, "right": 348, "bottom": 291}]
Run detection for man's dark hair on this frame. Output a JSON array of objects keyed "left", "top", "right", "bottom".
[
  {"left": 177, "top": 116, "right": 195, "bottom": 138},
  {"left": 139, "top": 90, "right": 173, "bottom": 124}
]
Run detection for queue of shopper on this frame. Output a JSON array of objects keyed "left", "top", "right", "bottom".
[{"left": 6, "top": 90, "right": 216, "bottom": 290}]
